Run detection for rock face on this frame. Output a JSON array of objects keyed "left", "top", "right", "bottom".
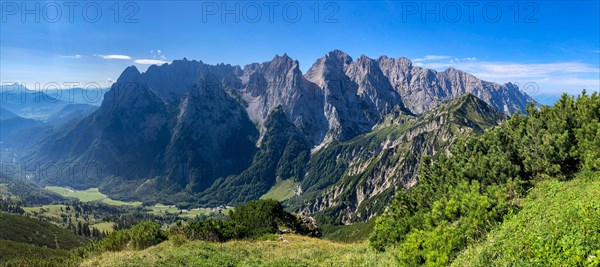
[
  {"left": 196, "top": 107, "right": 312, "bottom": 205},
  {"left": 288, "top": 94, "right": 507, "bottom": 223},
  {"left": 240, "top": 54, "right": 327, "bottom": 145},
  {"left": 305, "top": 50, "right": 406, "bottom": 142},
  {"left": 27, "top": 62, "right": 258, "bottom": 190},
  {"left": 161, "top": 77, "right": 258, "bottom": 192},
  {"left": 377, "top": 56, "right": 533, "bottom": 115},
  {"left": 24, "top": 51, "right": 536, "bottom": 215}
]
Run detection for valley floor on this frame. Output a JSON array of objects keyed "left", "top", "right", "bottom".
[{"left": 80, "top": 235, "right": 395, "bottom": 267}]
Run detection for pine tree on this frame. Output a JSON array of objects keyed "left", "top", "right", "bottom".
[{"left": 77, "top": 221, "right": 83, "bottom": 236}]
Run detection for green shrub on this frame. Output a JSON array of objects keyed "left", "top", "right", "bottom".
[
  {"left": 175, "top": 199, "right": 320, "bottom": 243},
  {"left": 453, "top": 172, "right": 600, "bottom": 266},
  {"left": 169, "top": 233, "right": 187, "bottom": 246},
  {"left": 182, "top": 218, "right": 232, "bottom": 242},
  {"left": 99, "top": 230, "right": 130, "bottom": 252},
  {"left": 228, "top": 199, "right": 286, "bottom": 238},
  {"left": 128, "top": 221, "right": 166, "bottom": 249},
  {"left": 370, "top": 91, "right": 600, "bottom": 265},
  {"left": 72, "top": 220, "right": 165, "bottom": 261}
]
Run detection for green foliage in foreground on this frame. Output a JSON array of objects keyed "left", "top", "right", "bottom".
[
  {"left": 371, "top": 91, "right": 600, "bottom": 265},
  {"left": 0, "top": 239, "right": 70, "bottom": 265},
  {"left": 2, "top": 200, "right": 317, "bottom": 266},
  {"left": 2, "top": 220, "right": 166, "bottom": 266},
  {"left": 73, "top": 220, "right": 166, "bottom": 259},
  {"left": 0, "top": 213, "right": 86, "bottom": 266},
  {"left": 452, "top": 170, "right": 600, "bottom": 266},
  {"left": 321, "top": 220, "right": 375, "bottom": 243},
  {"left": 79, "top": 235, "right": 395, "bottom": 267},
  {"left": 173, "top": 199, "right": 321, "bottom": 242},
  {"left": 0, "top": 213, "right": 86, "bottom": 250}
]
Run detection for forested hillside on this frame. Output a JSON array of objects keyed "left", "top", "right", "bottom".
[
  {"left": 0, "top": 213, "right": 87, "bottom": 264},
  {"left": 370, "top": 91, "right": 600, "bottom": 266}
]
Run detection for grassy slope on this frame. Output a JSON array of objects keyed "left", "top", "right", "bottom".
[
  {"left": 23, "top": 204, "right": 116, "bottom": 233},
  {"left": 81, "top": 235, "right": 394, "bottom": 267},
  {"left": 0, "top": 213, "right": 85, "bottom": 249},
  {"left": 452, "top": 171, "right": 600, "bottom": 266},
  {"left": 45, "top": 187, "right": 106, "bottom": 202},
  {"left": 0, "top": 213, "right": 86, "bottom": 262},
  {"left": 261, "top": 179, "right": 298, "bottom": 201},
  {"left": 23, "top": 204, "right": 68, "bottom": 221},
  {"left": 45, "top": 186, "right": 142, "bottom": 206},
  {"left": 145, "top": 204, "right": 230, "bottom": 218},
  {"left": 0, "top": 184, "right": 10, "bottom": 198},
  {"left": 0, "top": 239, "right": 70, "bottom": 262},
  {"left": 321, "top": 220, "right": 375, "bottom": 243}
]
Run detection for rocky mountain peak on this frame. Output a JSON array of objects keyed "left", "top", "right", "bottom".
[
  {"left": 269, "top": 54, "right": 301, "bottom": 76},
  {"left": 442, "top": 67, "right": 471, "bottom": 79},
  {"left": 327, "top": 50, "right": 353, "bottom": 65},
  {"left": 305, "top": 50, "right": 351, "bottom": 87},
  {"left": 351, "top": 55, "right": 380, "bottom": 74},
  {"left": 329, "top": 49, "right": 350, "bottom": 57},
  {"left": 377, "top": 56, "right": 413, "bottom": 71},
  {"left": 240, "top": 54, "right": 327, "bottom": 145},
  {"left": 117, "top": 65, "right": 141, "bottom": 83},
  {"left": 243, "top": 54, "right": 300, "bottom": 81},
  {"left": 374, "top": 55, "right": 535, "bottom": 115},
  {"left": 349, "top": 55, "right": 396, "bottom": 78}
]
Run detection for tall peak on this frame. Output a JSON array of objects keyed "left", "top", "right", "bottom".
[
  {"left": 325, "top": 50, "right": 353, "bottom": 64},
  {"left": 273, "top": 53, "right": 292, "bottom": 62},
  {"left": 117, "top": 65, "right": 141, "bottom": 83},
  {"left": 355, "top": 54, "right": 378, "bottom": 69}
]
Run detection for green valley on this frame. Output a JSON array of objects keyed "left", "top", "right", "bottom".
[
  {"left": 261, "top": 178, "right": 298, "bottom": 201},
  {"left": 45, "top": 186, "right": 142, "bottom": 206}
]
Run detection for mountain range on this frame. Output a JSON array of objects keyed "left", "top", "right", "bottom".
[
  {"left": 14, "top": 50, "right": 535, "bottom": 223},
  {"left": 0, "top": 86, "right": 107, "bottom": 119}
]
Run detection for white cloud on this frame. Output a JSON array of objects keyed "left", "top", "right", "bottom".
[
  {"left": 469, "top": 62, "right": 599, "bottom": 79},
  {"left": 413, "top": 55, "right": 452, "bottom": 62},
  {"left": 150, "top": 49, "right": 167, "bottom": 60},
  {"left": 100, "top": 54, "right": 132, "bottom": 60},
  {"left": 61, "top": 54, "right": 82, "bottom": 59},
  {"left": 134, "top": 59, "right": 168, "bottom": 65}
]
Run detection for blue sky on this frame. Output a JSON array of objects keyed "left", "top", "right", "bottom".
[{"left": 1, "top": 1, "right": 599, "bottom": 104}]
